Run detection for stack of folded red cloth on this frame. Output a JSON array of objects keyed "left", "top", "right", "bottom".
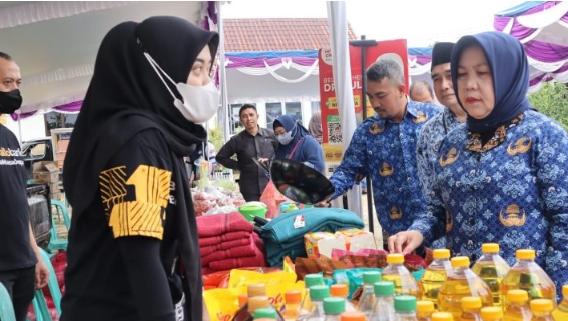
[{"left": 197, "top": 212, "right": 266, "bottom": 274}]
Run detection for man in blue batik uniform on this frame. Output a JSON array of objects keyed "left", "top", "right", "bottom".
[
  {"left": 328, "top": 59, "right": 441, "bottom": 242},
  {"left": 416, "top": 42, "right": 467, "bottom": 248}
]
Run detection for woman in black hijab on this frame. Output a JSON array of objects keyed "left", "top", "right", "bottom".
[{"left": 61, "top": 16, "right": 218, "bottom": 321}]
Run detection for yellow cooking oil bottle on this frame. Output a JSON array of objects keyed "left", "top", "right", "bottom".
[
  {"left": 500, "top": 250, "right": 556, "bottom": 304},
  {"left": 503, "top": 289, "right": 531, "bottom": 321},
  {"left": 472, "top": 243, "right": 510, "bottom": 307},
  {"left": 421, "top": 249, "right": 453, "bottom": 308},
  {"left": 460, "top": 297, "right": 482, "bottom": 321},
  {"left": 438, "top": 256, "right": 493, "bottom": 319},
  {"left": 552, "top": 285, "right": 568, "bottom": 321},
  {"left": 382, "top": 253, "right": 419, "bottom": 296}
]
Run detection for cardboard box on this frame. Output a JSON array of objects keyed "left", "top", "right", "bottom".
[
  {"left": 32, "top": 161, "right": 60, "bottom": 183},
  {"left": 335, "top": 229, "right": 377, "bottom": 252},
  {"left": 305, "top": 232, "right": 346, "bottom": 258}
]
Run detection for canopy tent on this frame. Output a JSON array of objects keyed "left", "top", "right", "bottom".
[
  {"left": 0, "top": 1, "right": 211, "bottom": 119},
  {"left": 494, "top": 1, "right": 568, "bottom": 92}
]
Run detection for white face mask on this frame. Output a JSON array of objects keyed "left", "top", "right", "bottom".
[
  {"left": 144, "top": 52, "right": 219, "bottom": 124},
  {"left": 277, "top": 131, "right": 294, "bottom": 145}
]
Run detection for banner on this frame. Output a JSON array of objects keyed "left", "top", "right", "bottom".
[{"left": 318, "top": 39, "right": 409, "bottom": 162}]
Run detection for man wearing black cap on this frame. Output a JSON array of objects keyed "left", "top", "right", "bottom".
[{"left": 413, "top": 42, "right": 467, "bottom": 247}]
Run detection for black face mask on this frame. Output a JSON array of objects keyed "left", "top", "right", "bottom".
[{"left": 0, "top": 89, "right": 22, "bottom": 114}]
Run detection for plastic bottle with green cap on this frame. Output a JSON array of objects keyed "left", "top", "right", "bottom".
[
  {"left": 304, "top": 285, "right": 330, "bottom": 321},
  {"left": 323, "top": 297, "right": 346, "bottom": 321},
  {"left": 382, "top": 253, "right": 419, "bottom": 296},
  {"left": 438, "top": 256, "right": 493, "bottom": 320},
  {"left": 395, "top": 295, "right": 418, "bottom": 321},
  {"left": 552, "top": 285, "right": 568, "bottom": 321},
  {"left": 501, "top": 249, "right": 556, "bottom": 303},
  {"left": 420, "top": 249, "right": 453, "bottom": 309},
  {"left": 460, "top": 296, "right": 482, "bottom": 321},
  {"left": 254, "top": 307, "right": 277, "bottom": 319},
  {"left": 431, "top": 312, "right": 454, "bottom": 321},
  {"left": 370, "top": 281, "right": 396, "bottom": 321},
  {"left": 472, "top": 243, "right": 510, "bottom": 307},
  {"left": 357, "top": 271, "right": 381, "bottom": 317},
  {"left": 529, "top": 299, "right": 554, "bottom": 321},
  {"left": 302, "top": 274, "right": 325, "bottom": 314},
  {"left": 503, "top": 290, "right": 531, "bottom": 321}
]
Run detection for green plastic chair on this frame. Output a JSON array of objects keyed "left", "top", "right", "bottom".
[
  {"left": 0, "top": 282, "right": 16, "bottom": 321},
  {"left": 31, "top": 249, "right": 62, "bottom": 321},
  {"left": 48, "top": 199, "right": 71, "bottom": 252}
]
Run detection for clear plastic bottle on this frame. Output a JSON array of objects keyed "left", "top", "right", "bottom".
[
  {"left": 303, "top": 274, "right": 326, "bottom": 313},
  {"left": 552, "top": 285, "right": 568, "bottom": 321},
  {"left": 340, "top": 312, "right": 367, "bottom": 321},
  {"left": 331, "top": 284, "right": 357, "bottom": 312},
  {"left": 370, "top": 281, "right": 396, "bottom": 321},
  {"left": 358, "top": 271, "right": 382, "bottom": 317},
  {"left": 432, "top": 312, "right": 454, "bottom": 321},
  {"left": 382, "top": 253, "right": 419, "bottom": 296},
  {"left": 438, "top": 256, "right": 493, "bottom": 319},
  {"left": 323, "top": 297, "right": 346, "bottom": 321},
  {"left": 395, "top": 295, "right": 418, "bottom": 321},
  {"left": 529, "top": 299, "right": 554, "bottom": 321},
  {"left": 417, "top": 300, "right": 435, "bottom": 321},
  {"left": 301, "top": 285, "right": 330, "bottom": 321},
  {"left": 460, "top": 297, "right": 482, "bottom": 321},
  {"left": 501, "top": 250, "right": 556, "bottom": 303},
  {"left": 472, "top": 243, "right": 510, "bottom": 307},
  {"left": 480, "top": 307, "right": 503, "bottom": 321},
  {"left": 282, "top": 290, "right": 303, "bottom": 321},
  {"left": 421, "top": 249, "right": 453, "bottom": 308},
  {"left": 503, "top": 290, "right": 531, "bottom": 321}
]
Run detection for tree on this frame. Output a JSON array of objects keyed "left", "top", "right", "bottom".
[{"left": 528, "top": 82, "right": 568, "bottom": 130}]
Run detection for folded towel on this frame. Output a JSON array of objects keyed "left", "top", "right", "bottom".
[
  {"left": 207, "top": 246, "right": 266, "bottom": 272},
  {"left": 199, "top": 237, "right": 251, "bottom": 257},
  {"left": 197, "top": 212, "right": 252, "bottom": 238},
  {"left": 198, "top": 231, "right": 252, "bottom": 247}
]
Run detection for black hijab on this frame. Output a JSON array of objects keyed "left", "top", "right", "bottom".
[{"left": 63, "top": 16, "right": 218, "bottom": 214}]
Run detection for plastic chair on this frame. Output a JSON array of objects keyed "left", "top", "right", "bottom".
[
  {"left": 31, "top": 248, "right": 62, "bottom": 321},
  {"left": 48, "top": 199, "right": 71, "bottom": 252},
  {"left": 0, "top": 282, "right": 16, "bottom": 321}
]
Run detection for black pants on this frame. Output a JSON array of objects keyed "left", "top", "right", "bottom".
[{"left": 0, "top": 267, "right": 35, "bottom": 321}]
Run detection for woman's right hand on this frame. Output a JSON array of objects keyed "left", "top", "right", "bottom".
[{"left": 388, "top": 230, "right": 424, "bottom": 255}]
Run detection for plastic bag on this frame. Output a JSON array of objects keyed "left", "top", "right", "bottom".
[
  {"left": 259, "top": 180, "right": 287, "bottom": 219},
  {"left": 203, "top": 288, "right": 240, "bottom": 321},
  {"left": 228, "top": 269, "right": 305, "bottom": 309}
]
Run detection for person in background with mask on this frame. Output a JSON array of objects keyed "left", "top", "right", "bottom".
[
  {"left": 273, "top": 114, "right": 325, "bottom": 173},
  {"left": 61, "top": 17, "right": 218, "bottom": 321},
  {"left": 0, "top": 51, "right": 49, "bottom": 321},
  {"left": 216, "top": 104, "right": 276, "bottom": 202}
]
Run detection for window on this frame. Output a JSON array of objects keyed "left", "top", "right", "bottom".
[
  {"left": 44, "top": 112, "right": 78, "bottom": 135},
  {"left": 285, "top": 102, "right": 302, "bottom": 124},
  {"left": 311, "top": 101, "right": 321, "bottom": 115},
  {"left": 265, "top": 102, "right": 282, "bottom": 129}
]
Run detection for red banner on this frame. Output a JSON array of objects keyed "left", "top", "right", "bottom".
[{"left": 319, "top": 39, "right": 409, "bottom": 153}]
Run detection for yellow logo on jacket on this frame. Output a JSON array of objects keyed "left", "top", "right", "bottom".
[
  {"left": 369, "top": 123, "right": 384, "bottom": 135},
  {"left": 439, "top": 147, "right": 459, "bottom": 167},
  {"left": 379, "top": 162, "right": 394, "bottom": 177},
  {"left": 499, "top": 203, "right": 526, "bottom": 227},
  {"left": 413, "top": 112, "right": 428, "bottom": 124},
  {"left": 507, "top": 136, "right": 532, "bottom": 156},
  {"left": 390, "top": 206, "right": 402, "bottom": 220}
]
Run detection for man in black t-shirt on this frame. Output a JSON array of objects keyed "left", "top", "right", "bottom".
[{"left": 0, "top": 52, "right": 49, "bottom": 321}]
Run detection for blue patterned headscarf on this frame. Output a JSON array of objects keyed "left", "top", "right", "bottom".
[{"left": 451, "top": 31, "right": 531, "bottom": 132}]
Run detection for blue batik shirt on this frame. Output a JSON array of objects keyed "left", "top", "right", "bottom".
[
  {"left": 330, "top": 100, "right": 441, "bottom": 237},
  {"left": 410, "top": 110, "right": 568, "bottom": 295},
  {"left": 417, "top": 108, "right": 464, "bottom": 248}
]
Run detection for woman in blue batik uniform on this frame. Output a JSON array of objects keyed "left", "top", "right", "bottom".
[{"left": 389, "top": 31, "right": 568, "bottom": 295}]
